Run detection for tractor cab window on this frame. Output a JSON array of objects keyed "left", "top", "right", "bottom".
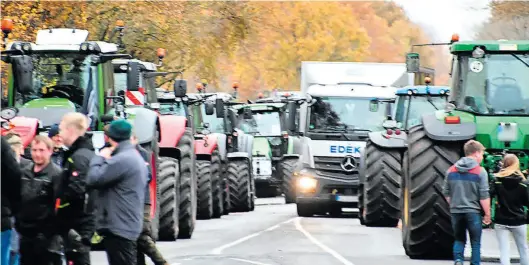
[
  {"left": 394, "top": 95, "right": 447, "bottom": 129},
  {"left": 158, "top": 102, "right": 186, "bottom": 116},
  {"left": 457, "top": 53, "right": 529, "bottom": 115},
  {"left": 238, "top": 110, "right": 281, "bottom": 136},
  {"left": 202, "top": 107, "right": 225, "bottom": 133}
]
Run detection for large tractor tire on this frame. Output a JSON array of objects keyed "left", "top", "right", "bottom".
[
  {"left": 363, "top": 140, "right": 402, "bottom": 227},
  {"left": 157, "top": 157, "right": 180, "bottom": 241},
  {"left": 227, "top": 159, "right": 252, "bottom": 212},
  {"left": 177, "top": 128, "right": 197, "bottom": 239},
  {"left": 142, "top": 135, "right": 160, "bottom": 241},
  {"left": 211, "top": 150, "right": 224, "bottom": 218},
  {"left": 279, "top": 158, "right": 298, "bottom": 204},
  {"left": 196, "top": 161, "right": 213, "bottom": 220},
  {"left": 402, "top": 125, "right": 461, "bottom": 259}
]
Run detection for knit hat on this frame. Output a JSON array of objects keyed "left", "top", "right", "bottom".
[
  {"left": 48, "top": 124, "right": 60, "bottom": 138},
  {"left": 105, "top": 119, "right": 132, "bottom": 142}
]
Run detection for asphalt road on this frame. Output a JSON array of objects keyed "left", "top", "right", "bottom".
[{"left": 90, "top": 197, "right": 497, "bottom": 265}]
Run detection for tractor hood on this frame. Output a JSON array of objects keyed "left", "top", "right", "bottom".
[
  {"left": 252, "top": 137, "right": 272, "bottom": 158},
  {"left": 18, "top": 98, "right": 76, "bottom": 128}
]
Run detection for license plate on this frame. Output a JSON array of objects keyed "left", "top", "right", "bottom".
[{"left": 336, "top": 195, "right": 356, "bottom": 202}]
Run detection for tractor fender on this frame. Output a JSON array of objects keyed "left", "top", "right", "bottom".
[
  {"left": 422, "top": 113, "right": 476, "bottom": 141},
  {"left": 158, "top": 115, "right": 187, "bottom": 148},
  {"left": 211, "top": 133, "right": 227, "bottom": 161},
  {"left": 130, "top": 108, "right": 159, "bottom": 145},
  {"left": 3, "top": 117, "right": 39, "bottom": 148},
  {"left": 236, "top": 129, "right": 254, "bottom": 157},
  {"left": 195, "top": 134, "right": 219, "bottom": 156},
  {"left": 368, "top": 131, "right": 407, "bottom": 149},
  {"left": 227, "top": 152, "right": 251, "bottom": 160},
  {"left": 159, "top": 146, "right": 180, "bottom": 160}
]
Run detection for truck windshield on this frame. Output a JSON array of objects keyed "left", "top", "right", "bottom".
[
  {"left": 158, "top": 102, "right": 186, "bottom": 116},
  {"left": 17, "top": 53, "right": 94, "bottom": 107},
  {"left": 309, "top": 96, "right": 388, "bottom": 132},
  {"left": 394, "top": 96, "right": 447, "bottom": 129},
  {"left": 457, "top": 53, "right": 529, "bottom": 115},
  {"left": 238, "top": 111, "right": 281, "bottom": 136}
]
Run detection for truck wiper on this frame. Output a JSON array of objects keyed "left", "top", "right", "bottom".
[
  {"left": 312, "top": 126, "right": 351, "bottom": 140},
  {"left": 511, "top": 54, "right": 529, "bottom": 68}
]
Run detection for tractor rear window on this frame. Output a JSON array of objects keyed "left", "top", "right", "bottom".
[{"left": 238, "top": 111, "right": 281, "bottom": 136}]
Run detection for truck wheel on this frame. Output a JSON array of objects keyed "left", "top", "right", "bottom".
[
  {"left": 157, "top": 157, "right": 180, "bottom": 241},
  {"left": 363, "top": 140, "right": 402, "bottom": 227},
  {"left": 297, "top": 203, "right": 313, "bottom": 217},
  {"left": 279, "top": 158, "right": 298, "bottom": 204},
  {"left": 211, "top": 150, "right": 223, "bottom": 218},
  {"left": 196, "top": 160, "right": 213, "bottom": 220},
  {"left": 227, "top": 159, "right": 252, "bottom": 212},
  {"left": 402, "top": 125, "right": 461, "bottom": 259},
  {"left": 178, "top": 128, "right": 197, "bottom": 239}
]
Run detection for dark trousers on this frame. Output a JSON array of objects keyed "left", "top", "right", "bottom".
[
  {"left": 104, "top": 232, "right": 137, "bottom": 265},
  {"left": 19, "top": 235, "right": 62, "bottom": 265},
  {"left": 451, "top": 212, "right": 482, "bottom": 265},
  {"left": 137, "top": 205, "right": 167, "bottom": 265},
  {"left": 63, "top": 229, "right": 91, "bottom": 265}
]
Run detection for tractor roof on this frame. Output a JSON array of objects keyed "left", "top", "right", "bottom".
[
  {"left": 307, "top": 84, "right": 397, "bottom": 99},
  {"left": 396, "top": 86, "right": 450, "bottom": 96},
  {"left": 187, "top": 92, "right": 234, "bottom": 102},
  {"left": 231, "top": 102, "right": 285, "bottom": 111},
  {"left": 6, "top": 28, "right": 119, "bottom": 54},
  {"left": 112, "top": 59, "right": 157, "bottom": 71},
  {"left": 451, "top": 40, "right": 529, "bottom": 53}
]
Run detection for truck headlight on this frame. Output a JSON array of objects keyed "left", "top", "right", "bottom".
[{"left": 297, "top": 176, "right": 317, "bottom": 191}]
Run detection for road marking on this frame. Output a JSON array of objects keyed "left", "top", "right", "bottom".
[
  {"left": 230, "top": 258, "right": 273, "bottom": 265},
  {"left": 211, "top": 217, "right": 297, "bottom": 255},
  {"left": 294, "top": 217, "right": 355, "bottom": 265}
]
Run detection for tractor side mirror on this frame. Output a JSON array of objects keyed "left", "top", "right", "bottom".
[
  {"left": 215, "top": 98, "right": 225, "bottom": 118},
  {"left": 369, "top": 99, "right": 379, "bottom": 112},
  {"left": 406, "top": 52, "right": 420, "bottom": 73},
  {"left": 204, "top": 102, "right": 215, "bottom": 115},
  {"left": 173, "top": 79, "right": 187, "bottom": 98},
  {"left": 286, "top": 101, "right": 297, "bottom": 132},
  {"left": 11, "top": 55, "right": 34, "bottom": 94},
  {"left": 126, "top": 61, "right": 140, "bottom": 91}
]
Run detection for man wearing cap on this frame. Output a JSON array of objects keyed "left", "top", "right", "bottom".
[
  {"left": 48, "top": 124, "right": 66, "bottom": 166},
  {"left": 87, "top": 119, "right": 146, "bottom": 265}
]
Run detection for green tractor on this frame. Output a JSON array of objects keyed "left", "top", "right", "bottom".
[
  {"left": 230, "top": 101, "right": 302, "bottom": 200},
  {"left": 401, "top": 38, "right": 529, "bottom": 259}
]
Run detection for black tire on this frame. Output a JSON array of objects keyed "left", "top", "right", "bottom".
[
  {"left": 279, "top": 158, "right": 298, "bottom": 204},
  {"left": 358, "top": 183, "right": 365, "bottom": 225},
  {"left": 211, "top": 150, "right": 223, "bottom": 218},
  {"left": 227, "top": 159, "right": 252, "bottom": 212},
  {"left": 177, "top": 128, "right": 197, "bottom": 239},
  {"left": 297, "top": 203, "right": 313, "bottom": 217},
  {"left": 196, "top": 160, "right": 213, "bottom": 220},
  {"left": 157, "top": 157, "right": 180, "bottom": 241},
  {"left": 402, "top": 125, "right": 462, "bottom": 259},
  {"left": 363, "top": 140, "right": 402, "bottom": 227},
  {"left": 222, "top": 169, "right": 231, "bottom": 215}
]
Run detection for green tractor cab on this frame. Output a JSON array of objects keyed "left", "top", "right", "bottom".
[{"left": 402, "top": 39, "right": 529, "bottom": 259}]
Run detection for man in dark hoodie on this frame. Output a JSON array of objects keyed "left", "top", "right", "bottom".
[
  {"left": 87, "top": 120, "right": 146, "bottom": 265},
  {"left": 57, "top": 112, "right": 97, "bottom": 265},
  {"left": 443, "top": 140, "right": 490, "bottom": 265},
  {"left": 48, "top": 124, "right": 66, "bottom": 166}
]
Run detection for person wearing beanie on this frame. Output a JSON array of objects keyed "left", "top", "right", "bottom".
[
  {"left": 86, "top": 119, "right": 147, "bottom": 265},
  {"left": 48, "top": 124, "right": 66, "bottom": 166}
]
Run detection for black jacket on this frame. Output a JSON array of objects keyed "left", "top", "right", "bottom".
[
  {"left": 16, "top": 162, "right": 62, "bottom": 237},
  {"left": 56, "top": 136, "right": 97, "bottom": 241},
  {"left": 490, "top": 174, "right": 529, "bottom": 226},
  {"left": 1, "top": 137, "right": 22, "bottom": 231},
  {"left": 136, "top": 145, "right": 152, "bottom": 205}
]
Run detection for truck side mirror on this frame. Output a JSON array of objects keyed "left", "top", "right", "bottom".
[
  {"left": 204, "top": 102, "right": 215, "bottom": 115},
  {"left": 286, "top": 101, "right": 297, "bottom": 132},
  {"left": 215, "top": 98, "right": 225, "bottom": 118},
  {"left": 126, "top": 61, "right": 140, "bottom": 91},
  {"left": 11, "top": 55, "right": 34, "bottom": 94},
  {"left": 406, "top": 52, "right": 420, "bottom": 73},
  {"left": 369, "top": 99, "right": 379, "bottom": 112},
  {"left": 173, "top": 79, "right": 187, "bottom": 97}
]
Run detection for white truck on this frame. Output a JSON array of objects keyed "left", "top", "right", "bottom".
[{"left": 294, "top": 62, "right": 412, "bottom": 217}]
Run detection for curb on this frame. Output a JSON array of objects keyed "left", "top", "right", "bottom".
[{"left": 464, "top": 255, "right": 520, "bottom": 263}]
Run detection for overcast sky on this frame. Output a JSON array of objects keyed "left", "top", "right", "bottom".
[{"left": 393, "top": 0, "right": 492, "bottom": 41}]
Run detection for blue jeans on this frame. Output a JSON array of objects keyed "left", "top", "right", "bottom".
[
  {"left": 1, "top": 229, "right": 12, "bottom": 265},
  {"left": 452, "top": 213, "right": 482, "bottom": 265}
]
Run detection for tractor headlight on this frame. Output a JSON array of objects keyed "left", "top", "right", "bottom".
[{"left": 297, "top": 176, "right": 317, "bottom": 192}]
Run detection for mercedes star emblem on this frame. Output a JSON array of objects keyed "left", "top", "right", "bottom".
[{"left": 340, "top": 156, "right": 356, "bottom": 172}]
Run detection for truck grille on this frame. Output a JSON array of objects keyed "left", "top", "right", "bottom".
[{"left": 313, "top": 156, "right": 359, "bottom": 179}]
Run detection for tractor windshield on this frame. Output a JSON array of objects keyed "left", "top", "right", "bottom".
[
  {"left": 456, "top": 53, "right": 529, "bottom": 115},
  {"left": 394, "top": 95, "right": 447, "bottom": 129},
  {"left": 309, "top": 96, "right": 388, "bottom": 132},
  {"left": 14, "top": 53, "right": 94, "bottom": 108},
  {"left": 238, "top": 111, "right": 281, "bottom": 136},
  {"left": 158, "top": 102, "right": 186, "bottom": 116}
]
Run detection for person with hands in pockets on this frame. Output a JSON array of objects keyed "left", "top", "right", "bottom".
[
  {"left": 57, "top": 112, "right": 97, "bottom": 265},
  {"left": 87, "top": 119, "right": 146, "bottom": 265}
]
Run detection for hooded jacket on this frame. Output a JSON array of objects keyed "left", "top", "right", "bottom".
[
  {"left": 491, "top": 174, "right": 529, "bottom": 226},
  {"left": 442, "top": 157, "right": 490, "bottom": 214}
]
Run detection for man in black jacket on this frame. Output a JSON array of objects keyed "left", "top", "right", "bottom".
[
  {"left": 17, "top": 135, "right": 63, "bottom": 265},
  {"left": 57, "top": 112, "right": 96, "bottom": 265},
  {"left": 1, "top": 136, "right": 22, "bottom": 265}
]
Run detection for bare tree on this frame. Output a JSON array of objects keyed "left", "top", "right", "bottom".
[{"left": 476, "top": 15, "right": 529, "bottom": 40}]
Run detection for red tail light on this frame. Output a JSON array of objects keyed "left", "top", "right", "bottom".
[{"left": 395, "top": 129, "right": 401, "bottom": 135}]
